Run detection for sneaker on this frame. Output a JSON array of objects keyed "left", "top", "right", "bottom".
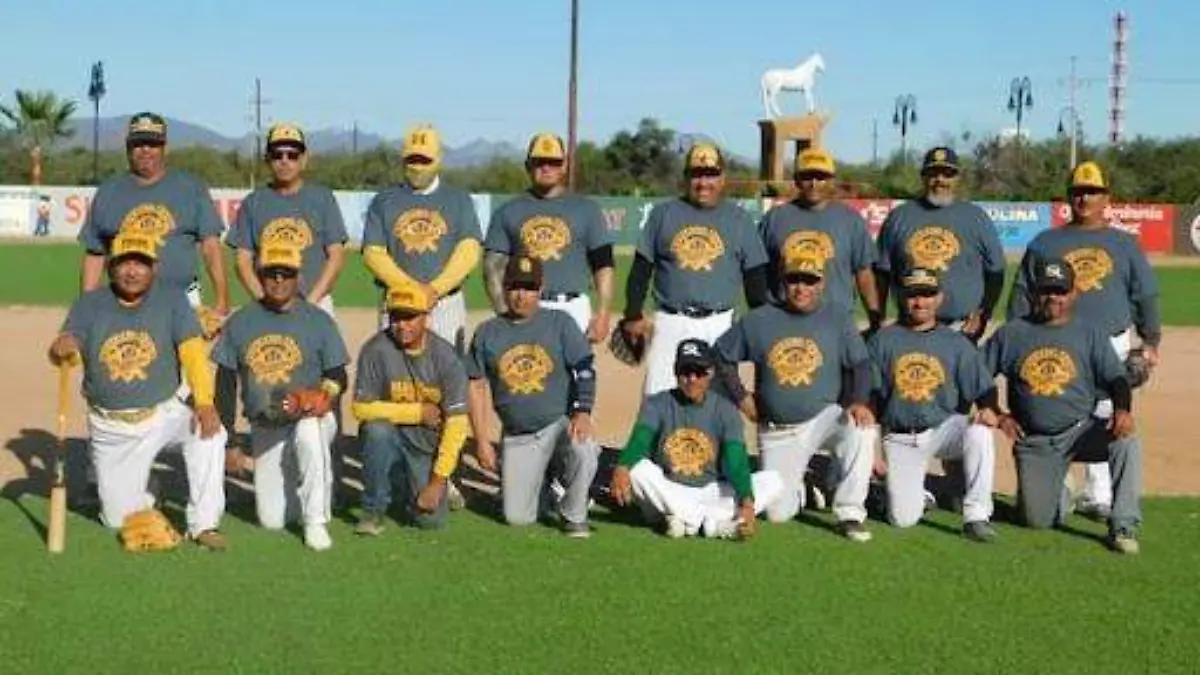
[
  {"left": 190, "top": 529, "right": 228, "bottom": 552},
  {"left": 354, "top": 512, "right": 385, "bottom": 537},
  {"left": 304, "top": 524, "right": 333, "bottom": 551},
  {"left": 1108, "top": 529, "right": 1140, "bottom": 555},
  {"left": 702, "top": 516, "right": 739, "bottom": 540},
  {"left": 837, "top": 520, "right": 872, "bottom": 543},
  {"left": 447, "top": 482, "right": 466, "bottom": 511},
  {"left": 1076, "top": 501, "right": 1112, "bottom": 523},
  {"left": 664, "top": 515, "right": 687, "bottom": 539},
  {"left": 808, "top": 483, "right": 828, "bottom": 511},
  {"left": 962, "top": 520, "right": 997, "bottom": 543},
  {"left": 923, "top": 489, "right": 938, "bottom": 512},
  {"left": 563, "top": 521, "right": 592, "bottom": 539}
]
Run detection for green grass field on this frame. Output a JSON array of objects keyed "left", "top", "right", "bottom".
[
  {"left": 3, "top": 244, "right": 1199, "bottom": 325},
  {"left": 1, "top": 492, "right": 1198, "bottom": 673}
]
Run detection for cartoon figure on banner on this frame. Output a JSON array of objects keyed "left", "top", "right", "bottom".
[{"left": 35, "top": 194, "right": 52, "bottom": 237}]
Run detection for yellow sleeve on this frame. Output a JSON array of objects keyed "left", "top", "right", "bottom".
[
  {"left": 429, "top": 239, "right": 481, "bottom": 296},
  {"left": 433, "top": 414, "right": 470, "bottom": 478},
  {"left": 363, "top": 245, "right": 418, "bottom": 289},
  {"left": 178, "top": 337, "right": 215, "bottom": 406},
  {"left": 351, "top": 400, "right": 424, "bottom": 425}
]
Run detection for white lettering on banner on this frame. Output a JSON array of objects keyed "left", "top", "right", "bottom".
[
  {"left": 636, "top": 202, "right": 654, "bottom": 230},
  {"left": 1105, "top": 204, "right": 1165, "bottom": 221},
  {"left": 985, "top": 205, "right": 1040, "bottom": 222}
]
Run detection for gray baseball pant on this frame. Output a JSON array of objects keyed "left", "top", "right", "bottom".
[{"left": 501, "top": 417, "right": 598, "bottom": 526}]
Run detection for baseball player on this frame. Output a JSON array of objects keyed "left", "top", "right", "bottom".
[
  {"left": 713, "top": 251, "right": 878, "bottom": 541},
  {"left": 47, "top": 231, "right": 228, "bottom": 550},
  {"left": 867, "top": 267, "right": 998, "bottom": 541},
  {"left": 983, "top": 258, "right": 1142, "bottom": 554},
  {"left": 759, "top": 147, "right": 881, "bottom": 324},
  {"left": 608, "top": 339, "right": 783, "bottom": 540},
  {"left": 621, "top": 142, "right": 770, "bottom": 396},
  {"left": 483, "top": 132, "right": 615, "bottom": 339},
  {"left": 466, "top": 255, "right": 599, "bottom": 537},
  {"left": 1007, "top": 161, "right": 1160, "bottom": 521},
  {"left": 362, "top": 124, "right": 482, "bottom": 352},
  {"left": 351, "top": 282, "right": 470, "bottom": 535},
  {"left": 79, "top": 112, "right": 229, "bottom": 313},
  {"left": 228, "top": 123, "right": 348, "bottom": 317},
  {"left": 211, "top": 242, "right": 348, "bottom": 551},
  {"left": 874, "top": 147, "right": 1006, "bottom": 343}
]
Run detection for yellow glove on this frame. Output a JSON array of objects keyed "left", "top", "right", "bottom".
[{"left": 120, "top": 508, "right": 182, "bottom": 553}]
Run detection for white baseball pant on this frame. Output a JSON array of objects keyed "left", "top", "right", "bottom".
[
  {"left": 313, "top": 295, "right": 336, "bottom": 319},
  {"left": 883, "top": 415, "right": 995, "bottom": 527},
  {"left": 87, "top": 396, "right": 226, "bottom": 534},
  {"left": 1076, "top": 328, "right": 1132, "bottom": 510},
  {"left": 628, "top": 459, "right": 783, "bottom": 537},
  {"left": 249, "top": 413, "right": 337, "bottom": 530},
  {"left": 643, "top": 309, "right": 734, "bottom": 396},
  {"left": 758, "top": 404, "right": 877, "bottom": 524},
  {"left": 378, "top": 289, "right": 467, "bottom": 351},
  {"left": 540, "top": 293, "right": 592, "bottom": 335}
]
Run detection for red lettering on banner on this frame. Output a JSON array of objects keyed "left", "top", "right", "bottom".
[{"left": 1051, "top": 202, "right": 1175, "bottom": 253}]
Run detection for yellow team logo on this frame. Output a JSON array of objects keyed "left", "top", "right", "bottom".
[
  {"left": 767, "top": 337, "right": 824, "bottom": 387},
  {"left": 498, "top": 344, "right": 554, "bottom": 395},
  {"left": 99, "top": 330, "right": 158, "bottom": 383},
  {"left": 783, "top": 230, "right": 835, "bottom": 266},
  {"left": 1063, "top": 247, "right": 1114, "bottom": 292},
  {"left": 663, "top": 428, "right": 715, "bottom": 478},
  {"left": 670, "top": 225, "right": 725, "bottom": 271},
  {"left": 118, "top": 204, "right": 175, "bottom": 246},
  {"left": 245, "top": 334, "right": 303, "bottom": 386},
  {"left": 261, "top": 217, "right": 313, "bottom": 250},
  {"left": 389, "top": 380, "right": 443, "bottom": 405},
  {"left": 894, "top": 352, "right": 946, "bottom": 403},
  {"left": 393, "top": 208, "right": 448, "bottom": 254},
  {"left": 907, "top": 226, "right": 961, "bottom": 271},
  {"left": 520, "top": 216, "right": 572, "bottom": 261},
  {"left": 1019, "top": 347, "right": 1077, "bottom": 397}
]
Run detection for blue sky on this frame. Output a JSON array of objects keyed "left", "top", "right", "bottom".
[{"left": 2, "top": 0, "right": 1195, "bottom": 162}]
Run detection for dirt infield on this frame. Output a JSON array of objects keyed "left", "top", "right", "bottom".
[{"left": 2, "top": 306, "right": 1196, "bottom": 496}]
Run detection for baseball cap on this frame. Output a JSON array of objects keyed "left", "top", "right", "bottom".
[
  {"left": 782, "top": 251, "right": 825, "bottom": 280},
  {"left": 266, "top": 123, "right": 306, "bottom": 152},
  {"left": 402, "top": 125, "right": 442, "bottom": 160},
  {"left": 504, "top": 255, "right": 544, "bottom": 288},
  {"left": 1070, "top": 161, "right": 1108, "bottom": 192},
  {"left": 921, "top": 146, "right": 959, "bottom": 174},
  {"left": 674, "top": 339, "right": 715, "bottom": 372},
  {"left": 110, "top": 231, "right": 159, "bottom": 263},
  {"left": 386, "top": 282, "right": 433, "bottom": 316},
  {"left": 258, "top": 243, "right": 303, "bottom": 271},
  {"left": 126, "top": 112, "right": 167, "bottom": 145},
  {"left": 1034, "top": 258, "right": 1075, "bottom": 293},
  {"left": 898, "top": 267, "right": 941, "bottom": 295},
  {"left": 527, "top": 132, "right": 566, "bottom": 161},
  {"left": 794, "top": 147, "right": 836, "bottom": 177},
  {"left": 684, "top": 142, "right": 724, "bottom": 175}
]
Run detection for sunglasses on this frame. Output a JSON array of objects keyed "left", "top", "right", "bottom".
[
  {"left": 1037, "top": 286, "right": 1071, "bottom": 297},
  {"left": 269, "top": 150, "right": 302, "bottom": 162},
  {"left": 529, "top": 158, "right": 565, "bottom": 168},
  {"left": 1070, "top": 189, "right": 1106, "bottom": 198},
  {"left": 922, "top": 168, "right": 958, "bottom": 179},
  {"left": 676, "top": 366, "right": 712, "bottom": 379},
  {"left": 261, "top": 267, "right": 298, "bottom": 280},
  {"left": 686, "top": 168, "right": 723, "bottom": 179},
  {"left": 504, "top": 282, "right": 540, "bottom": 292},
  {"left": 127, "top": 140, "right": 165, "bottom": 149},
  {"left": 783, "top": 273, "right": 822, "bottom": 286}
]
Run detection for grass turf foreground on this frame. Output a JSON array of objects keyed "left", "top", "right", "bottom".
[{"left": 1, "top": 496, "right": 1197, "bottom": 673}]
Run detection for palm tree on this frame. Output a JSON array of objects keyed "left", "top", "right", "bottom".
[{"left": 0, "top": 90, "right": 77, "bottom": 186}]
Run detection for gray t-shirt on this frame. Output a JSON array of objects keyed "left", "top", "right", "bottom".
[
  {"left": 227, "top": 183, "right": 348, "bottom": 296},
  {"left": 1008, "top": 225, "right": 1159, "bottom": 336},
  {"left": 715, "top": 301, "right": 869, "bottom": 425},
  {"left": 868, "top": 324, "right": 994, "bottom": 431},
  {"left": 79, "top": 170, "right": 224, "bottom": 291},
  {"left": 984, "top": 316, "right": 1126, "bottom": 435},
  {"left": 467, "top": 309, "right": 592, "bottom": 434},
  {"left": 484, "top": 192, "right": 612, "bottom": 295},
  {"left": 62, "top": 285, "right": 202, "bottom": 410},
  {"left": 361, "top": 183, "right": 482, "bottom": 285},
  {"left": 758, "top": 200, "right": 876, "bottom": 311},
  {"left": 635, "top": 390, "right": 745, "bottom": 489},
  {"left": 353, "top": 330, "right": 469, "bottom": 456},
  {"left": 211, "top": 300, "right": 349, "bottom": 422},
  {"left": 875, "top": 200, "right": 1006, "bottom": 322},
  {"left": 636, "top": 198, "right": 769, "bottom": 311}
]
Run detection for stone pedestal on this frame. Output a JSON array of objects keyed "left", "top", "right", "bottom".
[{"left": 758, "top": 114, "right": 829, "bottom": 195}]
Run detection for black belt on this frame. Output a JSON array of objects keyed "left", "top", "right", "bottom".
[
  {"left": 541, "top": 292, "right": 581, "bottom": 302},
  {"left": 660, "top": 304, "right": 730, "bottom": 319},
  {"left": 887, "top": 425, "right": 931, "bottom": 435}
]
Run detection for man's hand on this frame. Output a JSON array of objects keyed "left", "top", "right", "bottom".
[
  {"left": 194, "top": 404, "right": 222, "bottom": 440},
  {"left": 416, "top": 475, "right": 446, "bottom": 513},
  {"left": 960, "top": 311, "right": 987, "bottom": 343},
  {"left": 475, "top": 439, "right": 498, "bottom": 473},
  {"left": 846, "top": 402, "right": 875, "bottom": 427},
  {"left": 736, "top": 501, "right": 756, "bottom": 540},
  {"left": 738, "top": 394, "right": 759, "bottom": 423},
  {"left": 568, "top": 411, "right": 594, "bottom": 443},
  {"left": 1109, "top": 410, "right": 1136, "bottom": 439},
  {"left": 586, "top": 310, "right": 612, "bottom": 344},
  {"left": 973, "top": 407, "right": 1000, "bottom": 428},
  {"left": 998, "top": 414, "right": 1025, "bottom": 441},
  {"left": 1143, "top": 344, "right": 1161, "bottom": 369},
  {"left": 872, "top": 452, "right": 888, "bottom": 480},
  {"left": 48, "top": 333, "right": 81, "bottom": 366},
  {"left": 609, "top": 466, "right": 633, "bottom": 507},
  {"left": 421, "top": 403, "right": 442, "bottom": 429}
]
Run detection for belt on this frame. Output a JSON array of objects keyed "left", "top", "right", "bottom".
[
  {"left": 886, "top": 425, "right": 930, "bottom": 435},
  {"left": 90, "top": 405, "right": 157, "bottom": 424},
  {"left": 659, "top": 304, "right": 730, "bottom": 319},
  {"left": 443, "top": 286, "right": 462, "bottom": 297},
  {"left": 541, "top": 292, "right": 581, "bottom": 302}
]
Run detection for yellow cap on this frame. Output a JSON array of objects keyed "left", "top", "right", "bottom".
[
  {"left": 266, "top": 123, "right": 306, "bottom": 150},
  {"left": 1070, "top": 161, "right": 1107, "bottom": 190},
  {"left": 402, "top": 125, "right": 443, "bottom": 160},
  {"left": 110, "top": 231, "right": 159, "bottom": 261},
  {"left": 783, "top": 251, "right": 825, "bottom": 278},
  {"left": 386, "top": 282, "right": 433, "bottom": 314},
  {"left": 795, "top": 147, "right": 836, "bottom": 176},
  {"left": 258, "top": 243, "right": 303, "bottom": 270},
  {"left": 527, "top": 132, "right": 566, "bottom": 160},
  {"left": 685, "top": 142, "right": 724, "bottom": 172}
]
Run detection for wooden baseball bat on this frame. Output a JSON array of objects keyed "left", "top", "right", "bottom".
[{"left": 47, "top": 363, "right": 70, "bottom": 554}]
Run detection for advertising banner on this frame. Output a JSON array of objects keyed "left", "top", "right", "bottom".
[
  {"left": 1052, "top": 201, "right": 1175, "bottom": 253},
  {"left": 1173, "top": 205, "right": 1200, "bottom": 257},
  {"left": 978, "top": 202, "right": 1051, "bottom": 252},
  {"left": 0, "top": 186, "right": 35, "bottom": 237}
]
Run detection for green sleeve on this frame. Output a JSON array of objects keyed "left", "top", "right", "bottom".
[
  {"left": 618, "top": 424, "right": 657, "bottom": 468},
  {"left": 720, "top": 440, "right": 754, "bottom": 503}
]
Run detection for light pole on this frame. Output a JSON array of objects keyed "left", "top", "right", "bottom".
[
  {"left": 1056, "top": 106, "right": 1082, "bottom": 169},
  {"left": 1007, "top": 76, "right": 1033, "bottom": 144},
  {"left": 566, "top": 0, "right": 579, "bottom": 191},
  {"left": 892, "top": 94, "right": 917, "bottom": 164},
  {"left": 87, "top": 61, "right": 106, "bottom": 185}
]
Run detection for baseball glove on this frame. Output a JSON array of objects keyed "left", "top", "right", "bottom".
[
  {"left": 609, "top": 319, "right": 650, "bottom": 366},
  {"left": 1125, "top": 347, "right": 1152, "bottom": 389},
  {"left": 120, "top": 508, "right": 182, "bottom": 553},
  {"left": 281, "top": 388, "right": 333, "bottom": 419},
  {"left": 196, "top": 305, "right": 225, "bottom": 340}
]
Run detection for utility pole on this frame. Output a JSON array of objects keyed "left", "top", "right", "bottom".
[
  {"left": 1067, "top": 56, "right": 1078, "bottom": 168},
  {"left": 893, "top": 95, "right": 917, "bottom": 164},
  {"left": 87, "top": 61, "right": 106, "bottom": 185},
  {"left": 247, "top": 78, "right": 271, "bottom": 188},
  {"left": 352, "top": 121, "right": 359, "bottom": 155},
  {"left": 566, "top": 0, "right": 580, "bottom": 191},
  {"left": 871, "top": 118, "right": 879, "bottom": 166}
]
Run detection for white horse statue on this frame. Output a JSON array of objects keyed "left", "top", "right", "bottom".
[{"left": 760, "top": 53, "right": 825, "bottom": 118}]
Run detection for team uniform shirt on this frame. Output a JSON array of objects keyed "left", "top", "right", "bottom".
[
  {"left": 984, "top": 316, "right": 1126, "bottom": 436},
  {"left": 211, "top": 300, "right": 349, "bottom": 422},
  {"left": 354, "top": 331, "right": 469, "bottom": 456},
  {"left": 758, "top": 200, "right": 876, "bottom": 311},
  {"left": 715, "top": 301, "right": 870, "bottom": 425},
  {"left": 636, "top": 199, "right": 769, "bottom": 311},
  {"left": 484, "top": 193, "right": 613, "bottom": 295},
  {"left": 361, "top": 183, "right": 482, "bottom": 285},
  {"left": 867, "top": 324, "right": 994, "bottom": 431},
  {"left": 1008, "top": 226, "right": 1159, "bottom": 337},
  {"left": 79, "top": 170, "right": 225, "bottom": 291},
  {"left": 227, "top": 183, "right": 348, "bottom": 296},
  {"left": 62, "top": 285, "right": 202, "bottom": 410},
  {"left": 875, "top": 200, "right": 1006, "bottom": 322},
  {"left": 634, "top": 390, "right": 745, "bottom": 488},
  {"left": 467, "top": 309, "right": 592, "bottom": 435}
]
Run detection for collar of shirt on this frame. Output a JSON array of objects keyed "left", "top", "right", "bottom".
[{"left": 414, "top": 175, "right": 441, "bottom": 196}]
